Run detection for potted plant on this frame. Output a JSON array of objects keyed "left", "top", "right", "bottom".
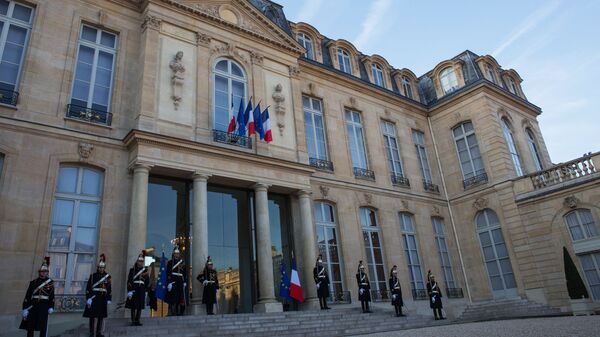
[{"left": 563, "top": 247, "right": 593, "bottom": 315}]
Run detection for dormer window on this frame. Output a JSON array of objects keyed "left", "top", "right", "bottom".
[
  {"left": 401, "top": 76, "right": 413, "bottom": 99},
  {"left": 371, "top": 63, "right": 384, "bottom": 87},
  {"left": 337, "top": 48, "right": 351, "bottom": 74},
  {"left": 297, "top": 32, "right": 314, "bottom": 60},
  {"left": 508, "top": 77, "right": 518, "bottom": 95},
  {"left": 485, "top": 63, "right": 496, "bottom": 84},
  {"left": 440, "top": 67, "right": 459, "bottom": 94}
]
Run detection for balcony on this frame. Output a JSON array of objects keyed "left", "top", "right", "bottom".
[
  {"left": 411, "top": 289, "right": 428, "bottom": 300},
  {"left": 309, "top": 157, "right": 334, "bottom": 172},
  {"left": 446, "top": 287, "right": 464, "bottom": 298},
  {"left": 0, "top": 88, "right": 19, "bottom": 106},
  {"left": 463, "top": 171, "right": 488, "bottom": 189},
  {"left": 327, "top": 290, "right": 351, "bottom": 304},
  {"left": 212, "top": 129, "right": 252, "bottom": 149},
  {"left": 54, "top": 294, "right": 86, "bottom": 312},
  {"left": 423, "top": 180, "right": 440, "bottom": 193},
  {"left": 354, "top": 167, "right": 375, "bottom": 181},
  {"left": 66, "top": 104, "right": 112, "bottom": 126},
  {"left": 370, "top": 289, "right": 391, "bottom": 302},
  {"left": 391, "top": 173, "right": 410, "bottom": 188}
]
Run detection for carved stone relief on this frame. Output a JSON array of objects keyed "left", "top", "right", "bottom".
[
  {"left": 141, "top": 15, "right": 161, "bottom": 32},
  {"left": 169, "top": 51, "right": 185, "bottom": 110},
  {"left": 563, "top": 196, "right": 580, "bottom": 209},
  {"left": 473, "top": 197, "right": 488, "bottom": 211},
  {"left": 78, "top": 142, "right": 94, "bottom": 160},
  {"left": 319, "top": 185, "right": 330, "bottom": 198},
  {"left": 272, "top": 84, "right": 286, "bottom": 136}
]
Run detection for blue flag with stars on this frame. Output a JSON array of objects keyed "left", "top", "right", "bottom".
[
  {"left": 156, "top": 251, "right": 167, "bottom": 301},
  {"left": 279, "top": 260, "right": 291, "bottom": 300}
]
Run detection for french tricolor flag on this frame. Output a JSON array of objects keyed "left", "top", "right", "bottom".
[
  {"left": 289, "top": 254, "right": 304, "bottom": 302},
  {"left": 261, "top": 106, "right": 273, "bottom": 143},
  {"left": 228, "top": 96, "right": 241, "bottom": 134}
]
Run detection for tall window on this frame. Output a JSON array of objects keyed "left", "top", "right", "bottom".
[
  {"left": 453, "top": 121, "right": 485, "bottom": 181},
  {"left": 345, "top": 109, "right": 368, "bottom": 170},
  {"left": 303, "top": 96, "right": 328, "bottom": 162},
  {"left": 314, "top": 202, "right": 344, "bottom": 297},
  {"left": 526, "top": 128, "right": 544, "bottom": 171},
  {"left": 485, "top": 63, "right": 496, "bottom": 84},
  {"left": 439, "top": 67, "right": 459, "bottom": 94},
  {"left": 399, "top": 212, "right": 425, "bottom": 291},
  {"left": 501, "top": 118, "right": 524, "bottom": 176},
  {"left": 48, "top": 166, "right": 104, "bottom": 295},
  {"left": 412, "top": 130, "right": 433, "bottom": 183},
  {"left": 70, "top": 25, "right": 117, "bottom": 115},
  {"left": 508, "top": 77, "right": 518, "bottom": 95},
  {"left": 371, "top": 63, "right": 384, "bottom": 87},
  {"left": 381, "top": 121, "right": 404, "bottom": 178},
  {"left": 0, "top": 0, "right": 33, "bottom": 105},
  {"left": 564, "top": 209, "right": 599, "bottom": 241},
  {"left": 432, "top": 217, "right": 456, "bottom": 288},
  {"left": 337, "top": 48, "right": 351, "bottom": 74},
  {"left": 401, "top": 76, "right": 413, "bottom": 99},
  {"left": 360, "top": 208, "right": 386, "bottom": 292},
  {"left": 297, "top": 32, "right": 314, "bottom": 60},
  {"left": 213, "top": 58, "right": 246, "bottom": 132},
  {"left": 579, "top": 252, "right": 600, "bottom": 300}
]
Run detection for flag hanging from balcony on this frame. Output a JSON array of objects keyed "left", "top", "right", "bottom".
[
  {"left": 237, "top": 98, "right": 250, "bottom": 136},
  {"left": 245, "top": 100, "right": 256, "bottom": 136},
  {"left": 253, "top": 102, "right": 264, "bottom": 139},
  {"left": 289, "top": 253, "right": 304, "bottom": 302},
  {"left": 279, "top": 260, "right": 291, "bottom": 300},
  {"left": 261, "top": 106, "right": 273, "bottom": 143},
  {"left": 156, "top": 251, "right": 167, "bottom": 301},
  {"left": 227, "top": 95, "right": 240, "bottom": 134}
]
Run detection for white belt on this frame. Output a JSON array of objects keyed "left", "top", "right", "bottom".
[
  {"left": 360, "top": 283, "right": 368, "bottom": 285},
  {"left": 318, "top": 276, "right": 326, "bottom": 279},
  {"left": 33, "top": 295, "right": 49, "bottom": 300},
  {"left": 92, "top": 288, "right": 107, "bottom": 292},
  {"left": 172, "top": 272, "right": 183, "bottom": 276},
  {"left": 394, "top": 287, "right": 400, "bottom": 290},
  {"left": 134, "top": 280, "right": 145, "bottom": 284}
]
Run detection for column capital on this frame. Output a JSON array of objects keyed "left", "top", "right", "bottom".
[
  {"left": 253, "top": 182, "right": 270, "bottom": 192},
  {"left": 130, "top": 162, "right": 153, "bottom": 173},
  {"left": 296, "top": 189, "right": 312, "bottom": 198},
  {"left": 192, "top": 171, "right": 211, "bottom": 182}
]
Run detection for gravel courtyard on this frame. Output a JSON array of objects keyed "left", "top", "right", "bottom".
[{"left": 360, "top": 315, "right": 600, "bottom": 337}]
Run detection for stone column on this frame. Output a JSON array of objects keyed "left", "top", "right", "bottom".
[
  {"left": 126, "top": 163, "right": 151, "bottom": 267},
  {"left": 297, "top": 190, "right": 319, "bottom": 309},
  {"left": 191, "top": 173, "right": 210, "bottom": 312},
  {"left": 253, "top": 183, "right": 282, "bottom": 312}
]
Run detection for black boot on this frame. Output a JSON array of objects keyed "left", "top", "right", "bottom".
[
  {"left": 366, "top": 303, "right": 372, "bottom": 313},
  {"left": 433, "top": 309, "right": 439, "bottom": 320},
  {"left": 399, "top": 306, "right": 405, "bottom": 317},
  {"left": 361, "top": 301, "right": 366, "bottom": 313},
  {"left": 323, "top": 298, "right": 331, "bottom": 309},
  {"left": 438, "top": 308, "right": 445, "bottom": 319}
]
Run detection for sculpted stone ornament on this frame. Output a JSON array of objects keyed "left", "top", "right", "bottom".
[
  {"left": 364, "top": 193, "right": 373, "bottom": 205},
  {"left": 272, "top": 84, "right": 286, "bottom": 136},
  {"left": 289, "top": 65, "right": 301, "bottom": 78},
  {"left": 473, "top": 197, "right": 488, "bottom": 211},
  {"left": 78, "top": 142, "right": 94, "bottom": 160},
  {"left": 141, "top": 14, "right": 161, "bottom": 32},
  {"left": 250, "top": 51, "right": 264, "bottom": 65},
  {"left": 400, "top": 200, "right": 409, "bottom": 210},
  {"left": 563, "top": 196, "right": 580, "bottom": 209},
  {"left": 432, "top": 205, "right": 440, "bottom": 215},
  {"left": 196, "top": 32, "right": 211, "bottom": 46},
  {"left": 210, "top": 42, "right": 248, "bottom": 65},
  {"left": 319, "top": 185, "right": 330, "bottom": 198},
  {"left": 169, "top": 51, "right": 186, "bottom": 110}
]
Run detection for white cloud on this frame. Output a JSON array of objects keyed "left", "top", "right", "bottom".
[
  {"left": 353, "top": 0, "right": 393, "bottom": 50},
  {"left": 296, "top": 0, "right": 324, "bottom": 23}
]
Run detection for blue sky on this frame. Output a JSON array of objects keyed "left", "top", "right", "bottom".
[{"left": 275, "top": 0, "right": 600, "bottom": 163}]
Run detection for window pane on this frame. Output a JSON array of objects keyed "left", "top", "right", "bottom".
[
  {"left": 100, "top": 31, "right": 116, "bottom": 48},
  {"left": 52, "top": 199, "right": 74, "bottom": 225},
  {"left": 81, "top": 26, "right": 97, "bottom": 42},
  {"left": 231, "top": 63, "right": 243, "bottom": 77},
  {"left": 12, "top": 4, "right": 32, "bottom": 23},
  {"left": 81, "top": 169, "right": 101, "bottom": 196},
  {"left": 75, "top": 226, "right": 97, "bottom": 252},
  {"left": 48, "top": 253, "right": 67, "bottom": 279},
  {"left": 78, "top": 202, "right": 98, "bottom": 227},
  {"left": 215, "top": 60, "right": 227, "bottom": 72},
  {"left": 326, "top": 227, "right": 337, "bottom": 245},
  {"left": 490, "top": 275, "right": 504, "bottom": 290},
  {"left": 49, "top": 225, "right": 71, "bottom": 250},
  {"left": 0, "top": 0, "right": 8, "bottom": 15},
  {"left": 325, "top": 204, "right": 334, "bottom": 222}
]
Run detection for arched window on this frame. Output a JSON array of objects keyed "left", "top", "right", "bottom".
[
  {"left": 337, "top": 48, "right": 352, "bottom": 74},
  {"left": 314, "top": 201, "right": 344, "bottom": 298},
  {"left": 359, "top": 207, "right": 387, "bottom": 293},
  {"left": 399, "top": 212, "right": 425, "bottom": 291},
  {"left": 501, "top": 118, "right": 524, "bottom": 176},
  {"left": 371, "top": 63, "right": 384, "bottom": 87},
  {"left": 485, "top": 63, "right": 496, "bottom": 84},
  {"left": 213, "top": 58, "right": 246, "bottom": 132},
  {"left": 296, "top": 32, "right": 314, "bottom": 60},
  {"left": 401, "top": 76, "right": 413, "bottom": 99},
  {"left": 526, "top": 128, "right": 544, "bottom": 171},
  {"left": 439, "top": 67, "right": 459, "bottom": 94},
  {"left": 564, "top": 209, "right": 599, "bottom": 241},
  {"left": 476, "top": 209, "right": 517, "bottom": 298},
  {"left": 453, "top": 121, "right": 486, "bottom": 187}
]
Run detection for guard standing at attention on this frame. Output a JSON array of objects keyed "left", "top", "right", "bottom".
[
  {"left": 126, "top": 251, "right": 149, "bottom": 326},
  {"left": 427, "top": 270, "right": 445, "bottom": 320},
  {"left": 197, "top": 256, "right": 219, "bottom": 315},
  {"left": 166, "top": 245, "right": 187, "bottom": 316},
  {"left": 83, "top": 254, "right": 112, "bottom": 337},
  {"left": 20, "top": 256, "right": 55, "bottom": 337},
  {"left": 389, "top": 265, "right": 404, "bottom": 317},
  {"left": 356, "top": 260, "right": 372, "bottom": 313},
  {"left": 313, "top": 255, "right": 331, "bottom": 310}
]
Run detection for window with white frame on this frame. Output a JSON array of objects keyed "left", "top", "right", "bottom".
[
  {"left": 526, "top": 128, "right": 544, "bottom": 171},
  {"left": 501, "top": 118, "right": 524, "bottom": 176},
  {"left": 0, "top": 0, "right": 34, "bottom": 103},
  {"left": 508, "top": 77, "right": 518, "bottom": 95},
  {"left": 412, "top": 130, "right": 433, "bottom": 183},
  {"left": 485, "top": 63, "right": 496, "bottom": 84},
  {"left": 381, "top": 121, "right": 404, "bottom": 178},
  {"left": 297, "top": 32, "right": 314, "bottom": 60},
  {"left": 453, "top": 121, "right": 485, "bottom": 181},
  {"left": 213, "top": 58, "right": 246, "bottom": 132},
  {"left": 579, "top": 252, "right": 600, "bottom": 300},
  {"left": 401, "top": 76, "right": 413, "bottom": 99},
  {"left": 314, "top": 201, "right": 344, "bottom": 297},
  {"left": 48, "top": 165, "right": 104, "bottom": 295},
  {"left": 439, "top": 67, "right": 459, "bottom": 94},
  {"left": 70, "top": 25, "right": 117, "bottom": 114},
  {"left": 564, "top": 209, "right": 599, "bottom": 242},
  {"left": 303, "top": 96, "right": 328, "bottom": 161},
  {"left": 360, "top": 207, "right": 387, "bottom": 292},
  {"left": 337, "top": 48, "right": 351, "bottom": 74},
  {"left": 432, "top": 217, "right": 456, "bottom": 288},
  {"left": 345, "top": 109, "right": 368, "bottom": 170},
  {"left": 399, "top": 212, "right": 425, "bottom": 290},
  {"left": 371, "top": 63, "right": 384, "bottom": 87}
]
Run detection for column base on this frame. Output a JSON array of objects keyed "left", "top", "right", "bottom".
[
  {"left": 299, "top": 298, "right": 320, "bottom": 311},
  {"left": 253, "top": 301, "right": 283, "bottom": 313}
]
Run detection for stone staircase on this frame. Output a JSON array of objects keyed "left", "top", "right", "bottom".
[
  {"left": 457, "top": 298, "right": 563, "bottom": 322},
  {"left": 55, "top": 307, "right": 450, "bottom": 337}
]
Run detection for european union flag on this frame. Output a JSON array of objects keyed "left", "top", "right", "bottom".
[
  {"left": 279, "top": 260, "right": 291, "bottom": 300},
  {"left": 156, "top": 251, "right": 167, "bottom": 301}
]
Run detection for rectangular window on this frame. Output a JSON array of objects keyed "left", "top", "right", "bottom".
[
  {"left": 432, "top": 217, "right": 456, "bottom": 288},
  {"left": 48, "top": 166, "right": 103, "bottom": 295},
  {"left": 453, "top": 122, "right": 486, "bottom": 182},
  {"left": 338, "top": 49, "right": 351, "bottom": 74},
  {"left": 303, "top": 96, "right": 328, "bottom": 161},
  {"left": 0, "top": 0, "right": 34, "bottom": 105},
  {"left": 360, "top": 208, "right": 387, "bottom": 293},
  {"left": 381, "top": 121, "right": 406, "bottom": 184},
  {"left": 372, "top": 64, "right": 384, "bottom": 87},
  {"left": 315, "top": 202, "right": 344, "bottom": 298},
  {"left": 400, "top": 212, "right": 425, "bottom": 290},
  {"left": 345, "top": 109, "right": 368, "bottom": 170},
  {"left": 69, "top": 25, "right": 117, "bottom": 117},
  {"left": 579, "top": 252, "right": 600, "bottom": 300},
  {"left": 401, "top": 76, "right": 413, "bottom": 99},
  {"left": 412, "top": 130, "right": 433, "bottom": 183}
]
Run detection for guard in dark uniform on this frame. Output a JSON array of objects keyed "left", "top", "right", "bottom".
[
  {"left": 196, "top": 256, "right": 219, "bottom": 315},
  {"left": 83, "top": 254, "right": 112, "bottom": 337},
  {"left": 355, "top": 261, "right": 372, "bottom": 313},
  {"left": 389, "top": 265, "right": 404, "bottom": 317},
  {"left": 126, "top": 252, "right": 149, "bottom": 326},
  {"left": 20, "top": 256, "right": 55, "bottom": 337},
  {"left": 166, "top": 246, "right": 187, "bottom": 316},
  {"left": 313, "top": 255, "right": 330, "bottom": 310},
  {"left": 426, "top": 271, "right": 445, "bottom": 320}
]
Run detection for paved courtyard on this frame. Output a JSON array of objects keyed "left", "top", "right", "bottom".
[{"left": 360, "top": 315, "right": 600, "bottom": 337}]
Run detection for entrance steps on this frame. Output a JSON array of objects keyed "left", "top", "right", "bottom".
[
  {"left": 55, "top": 306, "right": 450, "bottom": 337},
  {"left": 456, "top": 298, "right": 563, "bottom": 322}
]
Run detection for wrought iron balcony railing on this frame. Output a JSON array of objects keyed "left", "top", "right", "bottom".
[
  {"left": 327, "top": 290, "right": 351, "bottom": 304},
  {"left": 528, "top": 152, "right": 597, "bottom": 190},
  {"left": 66, "top": 104, "right": 113, "bottom": 126},
  {"left": 370, "top": 289, "right": 390, "bottom": 302},
  {"left": 54, "top": 294, "right": 86, "bottom": 312},
  {"left": 212, "top": 129, "right": 252, "bottom": 149},
  {"left": 309, "top": 157, "right": 334, "bottom": 172},
  {"left": 391, "top": 173, "right": 410, "bottom": 187},
  {"left": 0, "top": 88, "right": 19, "bottom": 106},
  {"left": 463, "top": 171, "right": 488, "bottom": 189},
  {"left": 446, "top": 287, "right": 464, "bottom": 298},
  {"left": 411, "top": 289, "right": 428, "bottom": 300},
  {"left": 423, "top": 180, "right": 440, "bottom": 193},
  {"left": 354, "top": 167, "right": 375, "bottom": 180}
]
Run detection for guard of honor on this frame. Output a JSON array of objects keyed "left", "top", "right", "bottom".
[
  {"left": 196, "top": 256, "right": 219, "bottom": 315},
  {"left": 313, "top": 255, "right": 331, "bottom": 310},
  {"left": 20, "top": 257, "right": 55, "bottom": 337},
  {"left": 126, "top": 251, "right": 149, "bottom": 326},
  {"left": 166, "top": 246, "right": 187, "bottom": 316},
  {"left": 389, "top": 265, "right": 405, "bottom": 317},
  {"left": 427, "top": 270, "right": 445, "bottom": 320},
  {"left": 356, "top": 261, "right": 372, "bottom": 313},
  {"left": 83, "top": 254, "right": 112, "bottom": 337}
]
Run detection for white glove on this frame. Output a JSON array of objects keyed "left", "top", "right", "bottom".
[
  {"left": 48, "top": 308, "right": 54, "bottom": 314},
  {"left": 107, "top": 300, "right": 111, "bottom": 305},
  {"left": 359, "top": 289, "right": 364, "bottom": 295},
  {"left": 203, "top": 280, "right": 208, "bottom": 286},
  {"left": 22, "top": 309, "right": 29, "bottom": 318},
  {"left": 167, "top": 284, "right": 173, "bottom": 291},
  {"left": 87, "top": 298, "right": 92, "bottom": 306},
  {"left": 431, "top": 296, "right": 435, "bottom": 304},
  {"left": 127, "top": 291, "right": 133, "bottom": 298},
  {"left": 183, "top": 282, "right": 187, "bottom": 288},
  {"left": 392, "top": 294, "right": 397, "bottom": 301},
  {"left": 316, "top": 283, "right": 320, "bottom": 290}
]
